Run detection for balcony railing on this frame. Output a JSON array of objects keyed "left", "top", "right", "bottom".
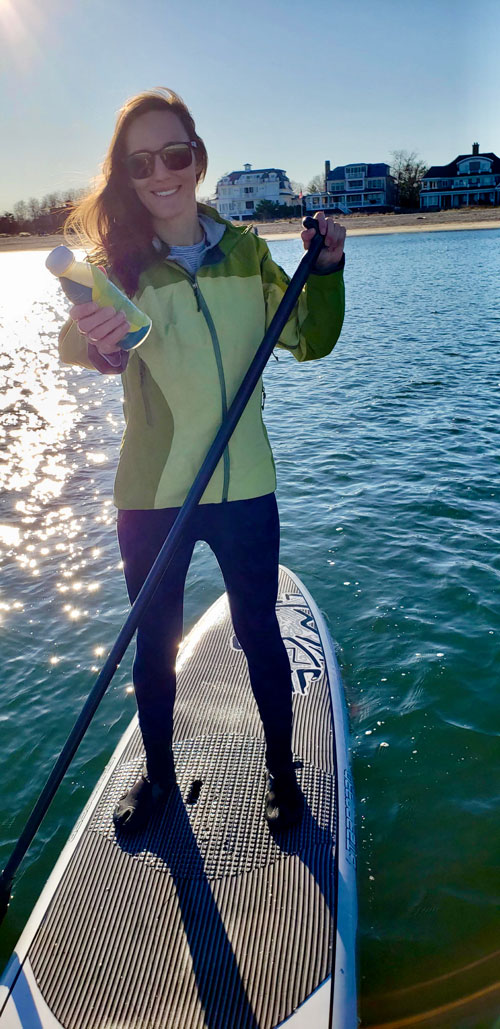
[
  {"left": 422, "top": 179, "right": 495, "bottom": 191},
  {"left": 305, "top": 196, "right": 387, "bottom": 209}
]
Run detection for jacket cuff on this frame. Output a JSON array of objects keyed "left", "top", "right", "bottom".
[
  {"left": 87, "top": 342, "right": 129, "bottom": 374},
  {"left": 311, "top": 252, "right": 345, "bottom": 277}
]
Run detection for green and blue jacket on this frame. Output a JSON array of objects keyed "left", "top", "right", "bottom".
[{"left": 59, "top": 205, "right": 345, "bottom": 509}]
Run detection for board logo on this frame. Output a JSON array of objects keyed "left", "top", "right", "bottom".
[{"left": 231, "top": 592, "right": 324, "bottom": 696}]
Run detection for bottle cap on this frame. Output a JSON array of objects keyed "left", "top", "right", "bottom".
[{"left": 45, "top": 245, "right": 74, "bottom": 276}]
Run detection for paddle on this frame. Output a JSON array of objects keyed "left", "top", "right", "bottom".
[{"left": 0, "top": 217, "right": 326, "bottom": 923}]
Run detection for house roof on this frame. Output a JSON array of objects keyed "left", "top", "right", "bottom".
[
  {"left": 221, "top": 168, "right": 291, "bottom": 187},
  {"left": 327, "top": 163, "right": 391, "bottom": 180},
  {"left": 423, "top": 153, "right": 500, "bottom": 178}
]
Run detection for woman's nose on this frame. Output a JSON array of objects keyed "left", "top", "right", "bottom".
[{"left": 153, "top": 153, "right": 168, "bottom": 176}]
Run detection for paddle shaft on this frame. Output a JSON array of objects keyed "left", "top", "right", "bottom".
[{"left": 0, "top": 220, "right": 325, "bottom": 913}]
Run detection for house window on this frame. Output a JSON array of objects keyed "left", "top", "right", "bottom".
[
  {"left": 347, "top": 179, "right": 363, "bottom": 188},
  {"left": 244, "top": 187, "right": 254, "bottom": 193},
  {"left": 245, "top": 201, "right": 254, "bottom": 209}
]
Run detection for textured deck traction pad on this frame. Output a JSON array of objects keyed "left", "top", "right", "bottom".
[{"left": 29, "top": 569, "right": 336, "bottom": 1028}]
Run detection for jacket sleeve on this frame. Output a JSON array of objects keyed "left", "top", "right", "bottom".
[
  {"left": 259, "top": 240, "right": 345, "bottom": 362},
  {"left": 58, "top": 317, "right": 128, "bottom": 374}
]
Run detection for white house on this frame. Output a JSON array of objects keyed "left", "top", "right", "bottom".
[
  {"left": 215, "top": 164, "right": 296, "bottom": 220},
  {"left": 420, "top": 143, "right": 500, "bottom": 210}
]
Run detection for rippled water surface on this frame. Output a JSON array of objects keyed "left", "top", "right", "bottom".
[{"left": 0, "top": 231, "right": 499, "bottom": 1026}]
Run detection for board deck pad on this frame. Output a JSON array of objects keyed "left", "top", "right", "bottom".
[{"left": 24, "top": 568, "right": 338, "bottom": 1028}]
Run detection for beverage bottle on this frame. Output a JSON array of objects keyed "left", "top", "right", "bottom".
[{"left": 46, "top": 245, "right": 152, "bottom": 351}]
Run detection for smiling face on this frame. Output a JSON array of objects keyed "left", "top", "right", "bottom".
[{"left": 125, "top": 108, "right": 201, "bottom": 244}]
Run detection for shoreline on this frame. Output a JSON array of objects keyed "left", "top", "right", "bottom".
[
  {"left": 259, "top": 207, "right": 500, "bottom": 240},
  {"left": 261, "top": 218, "right": 500, "bottom": 239},
  {"left": 1, "top": 209, "right": 499, "bottom": 252}
]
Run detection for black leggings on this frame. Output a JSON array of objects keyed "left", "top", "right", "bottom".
[{"left": 117, "top": 494, "right": 294, "bottom": 783}]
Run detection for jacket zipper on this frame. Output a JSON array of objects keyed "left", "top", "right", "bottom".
[
  {"left": 190, "top": 275, "right": 231, "bottom": 502},
  {"left": 139, "top": 359, "right": 153, "bottom": 426},
  {"left": 160, "top": 259, "right": 231, "bottom": 502}
]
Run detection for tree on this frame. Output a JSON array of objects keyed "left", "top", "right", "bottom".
[
  {"left": 43, "top": 192, "right": 62, "bottom": 213},
  {"left": 306, "top": 174, "right": 325, "bottom": 194},
  {"left": 390, "top": 150, "right": 427, "bottom": 209},
  {"left": 27, "top": 196, "right": 41, "bottom": 221},
  {"left": 0, "top": 213, "right": 19, "bottom": 235},
  {"left": 62, "top": 188, "right": 85, "bottom": 205},
  {"left": 255, "top": 199, "right": 283, "bottom": 220},
  {"left": 13, "top": 200, "right": 28, "bottom": 227}
]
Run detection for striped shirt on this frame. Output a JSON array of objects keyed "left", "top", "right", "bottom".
[{"left": 168, "top": 237, "right": 207, "bottom": 277}]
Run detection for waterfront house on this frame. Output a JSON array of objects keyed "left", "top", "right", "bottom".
[
  {"left": 420, "top": 144, "right": 500, "bottom": 210},
  {"left": 214, "top": 164, "right": 296, "bottom": 220},
  {"left": 304, "top": 160, "right": 397, "bottom": 214}
]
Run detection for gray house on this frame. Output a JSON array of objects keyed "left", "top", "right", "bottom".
[
  {"left": 304, "top": 160, "right": 397, "bottom": 214},
  {"left": 420, "top": 144, "right": 500, "bottom": 210}
]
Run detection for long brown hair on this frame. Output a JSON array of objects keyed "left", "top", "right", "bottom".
[{"left": 65, "top": 88, "right": 208, "bottom": 295}]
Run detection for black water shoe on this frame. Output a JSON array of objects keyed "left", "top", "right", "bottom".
[
  {"left": 265, "top": 769, "right": 304, "bottom": 830},
  {"left": 113, "top": 768, "right": 174, "bottom": 834}
]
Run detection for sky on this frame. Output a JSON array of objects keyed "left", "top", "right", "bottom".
[{"left": 0, "top": 0, "right": 498, "bottom": 212}]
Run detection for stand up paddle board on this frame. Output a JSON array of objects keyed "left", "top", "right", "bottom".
[{"left": 0, "top": 566, "right": 357, "bottom": 1028}]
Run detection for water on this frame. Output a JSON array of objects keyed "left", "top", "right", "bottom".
[{"left": 0, "top": 230, "right": 499, "bottom": 1026}]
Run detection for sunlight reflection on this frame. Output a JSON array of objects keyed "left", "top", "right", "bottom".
[
  {"left": 0, "top": 250, "right": 123, "bottom": 649},
  {"left": 1, "top": 255, "right": 80, "bottom": 509},
  {"left": 86, "top": 454, "right": 107, "bottom": 465},
  {"left": 0, "top": 525, "right": 20, "bottom": 546}
]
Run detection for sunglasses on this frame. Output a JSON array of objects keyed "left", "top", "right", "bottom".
[{"left": 123, "top": 140, "right": 198, "bottom": 180}]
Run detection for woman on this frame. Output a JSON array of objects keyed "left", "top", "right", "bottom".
[{"left": 60, "top": 88, "right": 346, "bottom": 834}]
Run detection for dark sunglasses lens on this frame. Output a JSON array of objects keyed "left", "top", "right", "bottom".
[
  {"left": 127, "top": 153, "right": 153, "bottom": 179},
  {"left": 160, "top": 145, "right": 192, "bottom": 171}
]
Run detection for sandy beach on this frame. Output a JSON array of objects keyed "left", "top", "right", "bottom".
[
  {"left": 0, "top": 207, "right": 499, "bottom": 252},
  {"left": 259, "top": 206, "right": 500, "bottom": 240}
]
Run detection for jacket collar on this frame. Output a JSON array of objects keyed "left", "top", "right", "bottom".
[{"left": 152, "top": 203, "right": 253, "bottom": 266}]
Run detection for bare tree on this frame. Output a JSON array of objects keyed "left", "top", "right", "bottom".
[
  {"left": 62, "top": 188, "right": 84, "bottom": 204},
  {"left": 390, "top": 150, "right": 427, "bottom": 209},
  {"left": 306, "top": 174, "right": 326, "bottom": 194},
  {"left": 27, "top": 197, "right": 41, "bottom": 221},
  {"left": 42, "top": 192, "right": 62, "bottom": 213},
  {"left": 13, "top": 200, "right": 28, "bottom": 224}
]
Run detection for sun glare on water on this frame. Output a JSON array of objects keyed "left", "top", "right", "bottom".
[{"left": 0, "top": 253, "right": 79, "bottom": 505}]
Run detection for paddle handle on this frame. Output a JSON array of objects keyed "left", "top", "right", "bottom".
[{"left": 0, "top": 220, "right": 326, "bottom": 918}]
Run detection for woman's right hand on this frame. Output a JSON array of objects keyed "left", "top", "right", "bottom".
[{"left": 69, "top": 302, "right": 130, "bottom": 356}]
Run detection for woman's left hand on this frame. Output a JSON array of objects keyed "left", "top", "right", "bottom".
[{"left": 301, "top": 212, "right": 346, "bottom": 270}]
